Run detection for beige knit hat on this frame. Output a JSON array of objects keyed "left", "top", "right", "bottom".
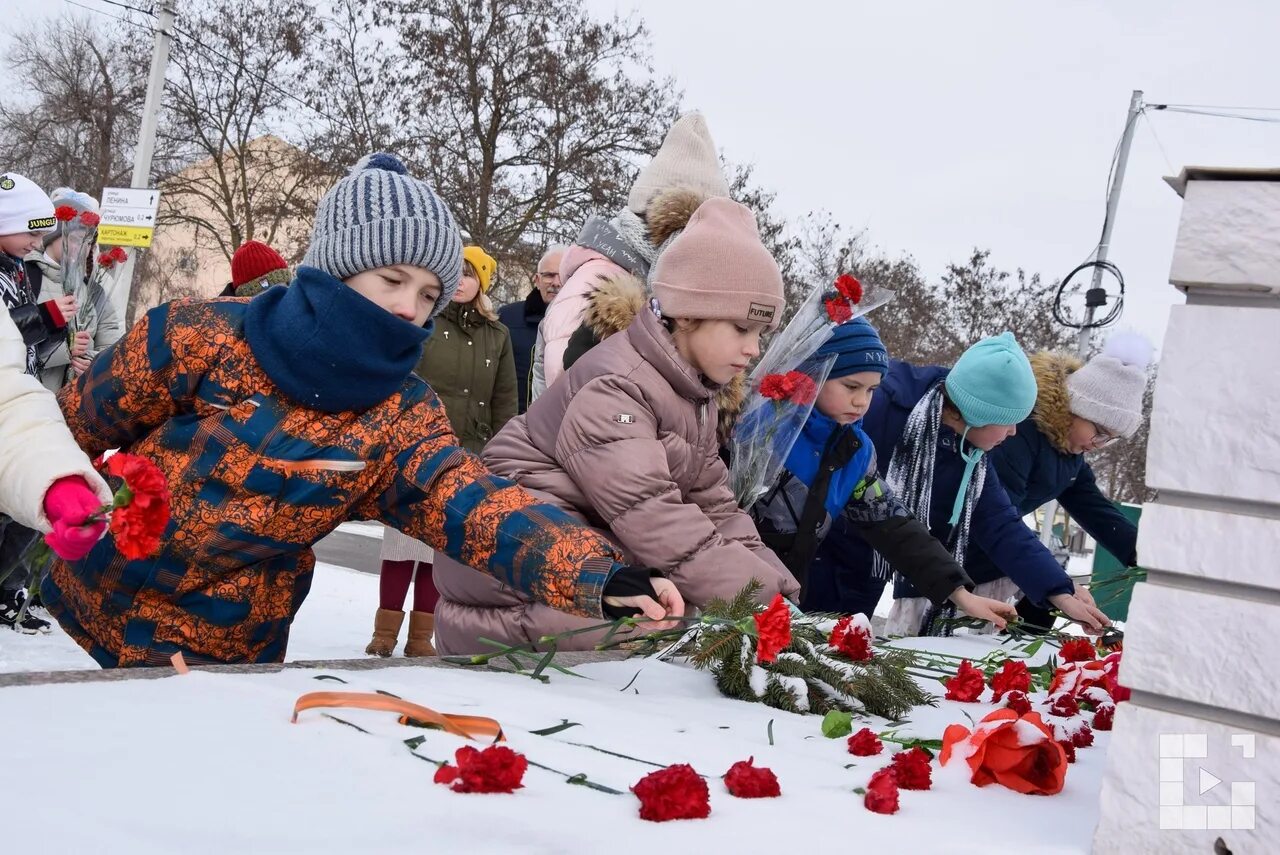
[
  {"left": 627, "top": 112, "right": 731, "bottom": 215},
  {"left": 651, "top": 198, "right": 784, "bottom": 330},
  {"left": 1066, "top": 332, "right": 1153, "bottom": 438}
]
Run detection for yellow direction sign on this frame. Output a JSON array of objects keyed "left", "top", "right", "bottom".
[
  {"left": 99, "top": 187, "right": 161, "bottom": 248},
  {"left": 97, "top": 223, "right": 155, "bottom": 248}
]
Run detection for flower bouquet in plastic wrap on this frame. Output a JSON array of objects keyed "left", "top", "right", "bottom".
[{"left": 729, "top": 274, "right": 894, "bottom": 507}]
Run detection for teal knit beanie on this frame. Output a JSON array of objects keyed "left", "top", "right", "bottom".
[{"left": 944, "top": 331, "right": 1037, "bottom": 427}]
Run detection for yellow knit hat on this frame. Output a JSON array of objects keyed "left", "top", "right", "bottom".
[{"left": 462, "top": 245, "right": 497, "bottom": 293}]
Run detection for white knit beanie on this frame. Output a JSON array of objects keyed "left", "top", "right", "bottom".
[
  {"left": 1066, "top": 332, "right": 1153, "bottom": 438},
  {"left": 0, "top": 172, "right": 56, "bottom": 236},
  {"left": 626, "top": 112, "right": 731, "bottom": 215}
]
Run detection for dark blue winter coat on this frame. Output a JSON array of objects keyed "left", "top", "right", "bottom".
[
  {"left": 968, "top": 352, "right": 1138, "bottom": 580},
  {"left": 808, "top": 359, "right": 1076, "bottom": 614},
  {"left": 497, "top": 289, "right": 547, "bottom": 414}
]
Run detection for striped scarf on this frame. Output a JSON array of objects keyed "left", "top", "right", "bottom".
[{"left": 873, "top": 380, "right": 987, "bottom": 636}]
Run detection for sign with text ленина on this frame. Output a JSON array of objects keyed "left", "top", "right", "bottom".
[{"left": 100, "top": 187, "right": 161, "bottom": 248}]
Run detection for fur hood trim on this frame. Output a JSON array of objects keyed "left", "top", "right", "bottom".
[{"left": 1030, "top": 351, "right": 1082, "bottom": 454}]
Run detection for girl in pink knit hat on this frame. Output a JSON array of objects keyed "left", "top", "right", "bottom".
[{"left": 432, "top": 197, "right": 798, "bottom": 654}]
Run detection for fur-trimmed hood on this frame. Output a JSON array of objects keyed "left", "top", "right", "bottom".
[{"left": 1029, "top": 351, "right": 1082, "bottom": 454}]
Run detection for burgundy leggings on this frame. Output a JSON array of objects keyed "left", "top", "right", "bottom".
[{"left": 378, "top": 559, "right": 439, "bottom": 612}]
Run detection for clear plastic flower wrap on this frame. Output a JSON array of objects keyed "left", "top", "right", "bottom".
[{"left": 730, "top": 274, "right": 896, "bottom": 507}]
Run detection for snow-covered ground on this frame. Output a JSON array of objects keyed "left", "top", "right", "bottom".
[
  {"left": 0, "top": 641, "right": 1106, "bottom": 854},
  {"left": 0, "top": 561, "right": 382, "bottom": 673}
]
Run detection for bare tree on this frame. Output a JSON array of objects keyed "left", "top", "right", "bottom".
[
  {"left": 0, "top": 15, "right": 147, "bottom": 195},
  {"left": 379, "top": 0, "right": 681, "bottom": 265}
]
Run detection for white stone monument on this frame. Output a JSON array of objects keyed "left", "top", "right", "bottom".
[{"left": 1093, "top": 166, "right": 1280, "bottom": 853}]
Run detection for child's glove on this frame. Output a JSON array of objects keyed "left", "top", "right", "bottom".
[{"left": 43, "top": 476, "right": 107, "bottom": 561}]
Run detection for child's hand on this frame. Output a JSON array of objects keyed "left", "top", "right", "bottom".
[
  {"left": 1049, "top": 592, "right": 1111, "bottom": 634},
  {"left": 71, "top": 330, "right": 91, "bottom": 357},
  {"left": 50, "top": 294, "right": 78, "bottom": 321},
  {"left": 949, "top": 588, "right": 1019, "bottom": 629},
  {"left": 603, "top": 570, "right": 685, "bottom": 630}
]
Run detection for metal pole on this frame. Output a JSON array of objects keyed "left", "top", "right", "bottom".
[
  {"left": 1077, "top": 89, "right": 1143, "bottom": 359},
  {"left": 113, "top": 1, "right": 176, "bottom": 322}
]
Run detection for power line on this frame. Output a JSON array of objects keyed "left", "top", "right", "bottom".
[
  {"left": 1151, "top": 102, "right": 1280, "bottom": 113},
  {"left": 62, "top": 0, "right": 153, "bottom": 32},
  {"left": 1140, "top": 109, "right": 1176, "bottom": 174},
  {"left": 95, "top": 0, "right": 155, "bottom": 16},
  {"left": 1148, "top": 105, "right": 1280, "bottom": 124}
]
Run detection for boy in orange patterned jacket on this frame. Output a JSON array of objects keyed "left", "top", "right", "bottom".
[{"left": 43, "top": 154, "right": 681, "bottom": 667}]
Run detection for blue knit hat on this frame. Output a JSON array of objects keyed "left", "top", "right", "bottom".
[
  {"left": 944, "top": 331, "right": 1038, "bottom": 427},
  {"left": 817, "top": 317, "right": 889, "bottom": 379},
  {"left": 302, "top": 153, "right": 463, "bottom": 319}
]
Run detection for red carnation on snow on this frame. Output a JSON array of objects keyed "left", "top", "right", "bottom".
[
  {"left": 1093, "top": 704, "right": 1115, "bottom": 731},
  {"left": 829, "top": 615, "right": 874, "bottom": 661},
  {"left": 722, "top": 757, "right": 781, "bottom": 799},
  {"left": 1072, "top": 722, "right": 1095, "bottom": 748},
  {"left": 632, "top": 764, "right": 711, "bottom": 821},
  {"left": 1046, "top": 693, "right": 1080, "bottom": 718},
  {"left": 1003, "top": 690, "right": 1033, "bottom": 717},
  {"left": 433, "top": 745, "right": 527, "bottom": 793},
  {"left": 863, "top": 767, "right": 900, "bottom": 814},
  {"left": 834, "top": 273, "right": 864, "bottom": 304},
  {"left": 890, "top": 747, "right": 933, "bottom": 791},
  {"left": 753, "top": 594, "right": 792, "bottom": 664},
  {"left": 847, "top": 728, "right": 884, "bottom": 757},
  {"left": 103, "top": 453, "right": 171, "bottom": 560},
  {"left": 990, "top": 659, "right": 1032, "bottom": 701},
  {"left": 944, "top": 660, "right": 986, "bottom": 702},
  {"left": 54, "top": 205, "right": 77, "bottom": 222},
  {"left": 824, "top": 296, "right": 853, "bottom": 324},
  {"left": 1059, "top": 638, "right": 1097, "bottom": 662},
  {"left": 1058, "top": 740, "right": 1077, "bottom": 763}
]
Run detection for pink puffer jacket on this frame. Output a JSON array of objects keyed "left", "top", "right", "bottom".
[
  {"left": 537, "top": 245, "right": 627, "bottom": 392},
  {"left": 433, "top": 307, "right": 798, "bottom": 655}
]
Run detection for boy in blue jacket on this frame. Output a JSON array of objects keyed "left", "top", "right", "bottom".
[{"left": 810, "top": 332, "right": 1110, "bottom": 636}]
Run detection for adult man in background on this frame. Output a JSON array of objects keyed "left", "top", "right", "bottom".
[{"left": 499, "top": 244, "right": 565, "bottom": 412}]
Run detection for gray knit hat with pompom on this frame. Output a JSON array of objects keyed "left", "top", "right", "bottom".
[{"left": 303, "top": 153, "right": 463, "bottom": 318}]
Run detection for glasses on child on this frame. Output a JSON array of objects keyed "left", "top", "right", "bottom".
[{"left": 1089, "top": 425, "right": 1121, "bottom": 449}]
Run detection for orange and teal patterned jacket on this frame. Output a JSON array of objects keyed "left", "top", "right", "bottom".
[{"left": 43, "top": 299, "right": 621, "bottom": 667}]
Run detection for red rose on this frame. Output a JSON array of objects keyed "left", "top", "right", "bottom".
[
  {"left": 79, "top": 211, "right": 101, "bottom": 228},
  {"left": 759, "top": 373, "right": 795, "bottom": 401},
  {"left": 632, "top": 764, "right": 711, "bottom": 821},
  {"left": 110, "top": 246, "right": 129, "bottom": 263},
  {"left": 863, "top": 767, "right": 900, "bottom": 814},
  {"left": 834, "top": 273, "right": 864, "bottom": 304},
  {"left": 1071, "top": 722, "right": 1095, "bottom": 748},
  {"left": 890, "top": 747, "right": 933, "bottom": 791},
  {"left": 103, "top": 453, "right": 171, "bottom": 561},
  {"left": 723, "top": 757, "right": 780, "bottom": 799},
  {"left": 825, "top": 296, "right": 853, "bottom": 324},
  {"left": 433, "top": 745, "right": 527, "bottom": 793},
  {"left": 990, "top": 659, "right": 1031, "bottom": 700},
  {"left": 847, "top": 727, "right": 884, "bottom": 757},
  {"left": 1059, "top": 638, "right": 1097, "bottom": 662},
  {"left": 786, "top": 371, "right": 819, "bottom": 405},
  {"left": 1093, "top": 704, "right": 1115, "bottom": 731},
  {"left": 54, "top": 205, "right": 77, "bottom": 222},
  {"left": 1003, "top": 690, "right": 1033, "bottom": 716},
  {"left": 944, "top": 659, "right": 986, "bottom": 702},
  {"left": 1046, "top": 693, "right": 1080, "bottom": 718},
  {"left": 1058, "top": 740, "right": 1077, "bottom": 763},
  {"left": 941, "top": 709, "right": 1068, "bottom": 795},
  {"left": 829, "top": 615, "right": 874, "bottom": 661},
  {"left": 753, "top": 594, "right": 792, "bottom": 664}
]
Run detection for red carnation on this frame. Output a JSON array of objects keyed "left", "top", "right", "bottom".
[
  {"left": 753, "top": 594, "right": 792, "bottom": 664},
  {"left": 631, "top": 764, "right": 711, "bottom": 822},
  {"left": 829, "top": 615, "right": 874, "bottom": 661},
  {"left": 1003, "top": 690, "right": 1033, "bottom": 716},
  {"left": 759, "top": 373, "right": 796, "bottom": 401},
  {"left": 890, "top": 747, "right": 933, "bottom": 791},
  {"left": 1046, "top": 693, "right": 1080, "bottom": 718},
  {"left": 97, "top": 251, "right": 117, "bottom": 269},
  {"left": 1058, "top": 740, "right": 1077, "bottom": 763},
  {"left": 79, "top": 211, "right": 101, "bottom": 228},
  {"left": 863, "top": 767, "right": 899, "bottom": 814},
  {"left": 825, "top": 296, "right": 853, "bottom": 324},
  {"left": 433, "top": 745, "right": 527, "bottom": 793},
  {"left": 54, "top": 205, "right": 77, "bottom": 222},
  {"left": 722, "top": 757, "right": 780, "bottom": 799},
  {"left": 1059, "top": 637, "right": 1097, "bottom": 663},
  {"left": 990, "top": 659, "right": 1031, "bottom": 701},
  {"left": 1093, "top": 704, "right": 1115, "bottom": 731},
  {"left": 103, "top": 453, "right": 171, "bottom": 561},
  {"left": 787, "top": 371, "right": 819, "bottom": 405},
  {"left": 834, "top": 273, "right": 864, "bottom": 304},
  {"left": 944, "top": 660, "right": 986, "bottom": 702},
  {"left": 847, "top": 727, "right": 884, "bottom": 757},
  {"left": 1072, "top": 722, "right": 1095, "bottom": 748},
  {"left": 110, "top": 246, "right": 128, "bottom": 263}
]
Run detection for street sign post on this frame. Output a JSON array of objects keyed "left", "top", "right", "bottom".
[{"left": 100, "top": 187, "right": 161, "bottom": 247}]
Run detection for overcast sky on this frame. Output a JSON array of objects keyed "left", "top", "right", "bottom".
[{"left": 5, "top": 0, "right": 1279, "bottom": 352}]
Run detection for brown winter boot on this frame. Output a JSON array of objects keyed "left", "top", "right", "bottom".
[
  {"left": 403, "top": 611, "right": 436, "bottom": 657},
  {"left": 365, "top": 608, "right": 405, "bottom": 657}
]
